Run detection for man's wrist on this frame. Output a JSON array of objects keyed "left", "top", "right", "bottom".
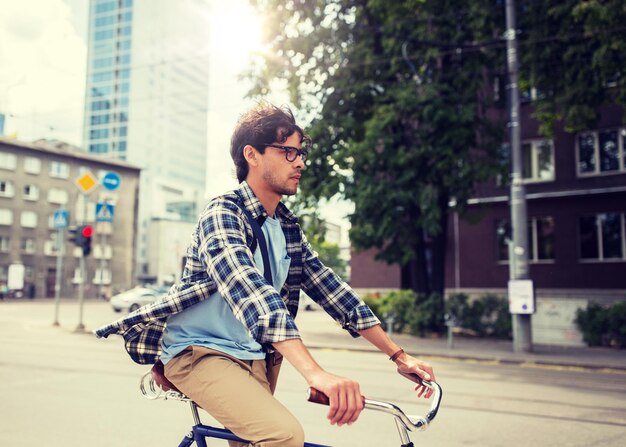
[{"left": 389, "top": 347, "right": 405, "bottom": 362}]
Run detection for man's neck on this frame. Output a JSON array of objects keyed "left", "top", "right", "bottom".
[{"left": 246, "top": 178, "right": 281, "bottom": 217}]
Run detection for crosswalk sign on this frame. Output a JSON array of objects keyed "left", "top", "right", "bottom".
[
  {"left": 53, "top": 209, "right": 69, "bottom": 229},
  {"left": 95, "top": 203, "right": 114, "bottom": 222}
]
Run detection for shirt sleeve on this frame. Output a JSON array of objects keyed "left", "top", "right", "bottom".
[
  {"left": 300, "top": 232, "right": 380, "bottom": 337},
  {"left": 197, "top": 199, "right": 301, "bottom": 345}
]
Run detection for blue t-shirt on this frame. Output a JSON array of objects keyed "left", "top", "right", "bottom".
[{"left": 160, "top": 216, "right": 291, "bottom": 363}]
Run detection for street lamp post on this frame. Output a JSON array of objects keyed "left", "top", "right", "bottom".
[{"left": 505, "top": 0, "right": 532, "bottom": 352}]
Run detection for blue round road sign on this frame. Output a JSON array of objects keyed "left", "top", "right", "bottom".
[{"left": 102, "top": 171, "right": 121, "bottom": 191}]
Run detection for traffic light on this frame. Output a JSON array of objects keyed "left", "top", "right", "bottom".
[
  {"left": 68, "top": 224, "right": 93, "bottom": 256},
  {"left": 79, "top": 225, "right": 93, "bottom": 256}
]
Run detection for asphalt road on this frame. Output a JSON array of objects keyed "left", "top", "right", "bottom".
[{"left": 1, "top": 300, "right": 625, "bottom": 446}]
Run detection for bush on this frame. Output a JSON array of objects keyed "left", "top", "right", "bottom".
[
  {"left": 363, "top": 290, "right": 511, "bottom": 339},
  {"left": 445, "top": 293, "right": 512, "bottom": 339},
  {"left": 575, "top": 301, "right": 626, "bottom": 348}
]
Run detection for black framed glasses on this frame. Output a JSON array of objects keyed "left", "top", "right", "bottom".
[{"left": 260, "top": 144, "right": 309, "bottom": 162}]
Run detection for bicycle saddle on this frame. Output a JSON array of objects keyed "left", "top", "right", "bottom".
[{"left": 151, "top": 360, "right": 182, "bottom": 393}]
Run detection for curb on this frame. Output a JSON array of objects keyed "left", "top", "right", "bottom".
[{"left": 306, "top": 343, "right": 626, "bottom": 374}]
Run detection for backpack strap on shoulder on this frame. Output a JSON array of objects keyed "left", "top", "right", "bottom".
[{"left": 231, "top": 200, "right": 273, "bottom": 285}]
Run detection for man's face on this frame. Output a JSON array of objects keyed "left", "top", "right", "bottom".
[{"left": 258, "top": 132, "right": 305, "bottom": 197}]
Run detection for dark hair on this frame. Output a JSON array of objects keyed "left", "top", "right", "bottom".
[{"left": 230, "top": 102, "right": 311, "bottom": 182}]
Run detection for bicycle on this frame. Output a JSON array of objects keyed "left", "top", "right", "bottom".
[{"left": 140, "top": 361, "right": 443, "bottom": 447}]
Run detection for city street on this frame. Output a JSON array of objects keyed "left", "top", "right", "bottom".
[{"left": 1, "top": 300, "right": 625, "bottom": 446}]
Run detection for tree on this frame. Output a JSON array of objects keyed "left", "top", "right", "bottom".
[
  {"left": 518, "top": 0, "right": 626, "bottom": 135},
  {"left": 246, "top": 0, "right": 506, "bottom": 308}
]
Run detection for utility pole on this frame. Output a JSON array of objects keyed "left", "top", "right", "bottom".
[
  {"left": 53, "top": 226, "right": 64, "bottom": 326},
  {"left": 505, "top": 0, "right": 532, "bottom": 352}
]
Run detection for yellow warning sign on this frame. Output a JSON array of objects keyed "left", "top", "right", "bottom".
[{"left": 75, "top": 171, "right": 99, "bottom": 193}]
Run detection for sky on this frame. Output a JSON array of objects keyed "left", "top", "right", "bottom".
[{"left": 0, "top": 0, "right": 352, "bottom": 245}]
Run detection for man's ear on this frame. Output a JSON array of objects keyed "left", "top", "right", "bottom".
[{"left": 243, "top": 145, "right": 259, "bottom": 166}]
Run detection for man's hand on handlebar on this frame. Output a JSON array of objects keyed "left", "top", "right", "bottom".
[
  {"left": 394, "top": 352, "right": 436, "bottom": 399},
  {"left": 306, "top": 371, "right": 365, "bottom": 427}
]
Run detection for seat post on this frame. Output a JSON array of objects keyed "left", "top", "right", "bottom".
[{"left": 190, "top": 401, "right": 202, "bottom": 426}]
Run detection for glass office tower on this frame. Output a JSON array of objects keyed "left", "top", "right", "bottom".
[{"left": 83, "top": 0, "right": 210, "bottom": 282}]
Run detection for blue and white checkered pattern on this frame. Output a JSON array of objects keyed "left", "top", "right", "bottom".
[{"left": 94, "top": 181, "right": 380, "bottom": 364}]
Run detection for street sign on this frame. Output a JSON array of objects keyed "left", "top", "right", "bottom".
[
  {"left": 75, "top": 170, "right": 99, "bottom": 193},
  {"left": 102, "top": 171, "right": 121, "bottom": 191},
  {"left": 508, "top": 279, "right": 535, "bottom": 314},
  {"left": 53, "top": 209, "right": 69, "bottom": 229},
  {"left": 95, "top": 202, "right": 114, "bottom": 222}
]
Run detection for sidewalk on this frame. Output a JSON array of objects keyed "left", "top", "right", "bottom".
[{"left": 296, "top": 309, "right": 626, "bottom": 372}]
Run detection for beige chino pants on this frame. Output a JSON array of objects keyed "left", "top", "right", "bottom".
[{"left": 164, "top": 346, "right": 305, "bottom": 447}]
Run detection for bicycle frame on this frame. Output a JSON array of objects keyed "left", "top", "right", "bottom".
[{"left": 140, "top": 364, "right": 442, "bottom": 447}]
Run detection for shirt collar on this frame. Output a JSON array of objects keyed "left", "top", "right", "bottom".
[{"left": 235, "top": 181, "right": 298, "bottom": 224}]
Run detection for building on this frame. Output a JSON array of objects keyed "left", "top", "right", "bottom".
[
  {"left": 350, "top": 104, "right": 626, "bottom": 346},
  {"left": 0, "top": 138, "right": 140, "bottom": 299},
  {"left": 82, "top": 0, "right": 210, "bottom": 284}
]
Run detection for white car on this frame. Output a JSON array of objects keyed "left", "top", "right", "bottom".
[{"left": 110, "top": 287, "right": 164, "bottom": 313}]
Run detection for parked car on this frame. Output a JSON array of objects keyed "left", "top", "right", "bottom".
[{"left": 110, "top": 287, "right": 164, "bottom": 313}]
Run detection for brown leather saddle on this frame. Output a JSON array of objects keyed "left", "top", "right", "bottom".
[{"left": 150, "top": 360, "right": 183, "bottom": 393}]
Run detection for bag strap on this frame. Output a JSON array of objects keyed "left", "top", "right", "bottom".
[{"left": 235, "top": 202, "right": 273, "bottom": 286}]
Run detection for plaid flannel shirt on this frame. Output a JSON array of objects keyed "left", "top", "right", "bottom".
[{"left": 94, "top": 181, "right": 380, "bottom": 364}]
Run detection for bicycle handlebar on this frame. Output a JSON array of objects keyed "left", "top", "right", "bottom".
[{"left": 307, "top": 371, "right": 442, "bottom": 432}]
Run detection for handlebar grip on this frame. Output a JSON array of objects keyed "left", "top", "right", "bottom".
[
  {"left": 396, "top": 369, "right": 425, "bottom": 385},
  {"left": 307, "top": 388, "right": 330, "bottom": 405}
]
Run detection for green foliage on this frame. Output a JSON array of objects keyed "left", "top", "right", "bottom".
[
  {"left": 311, "top": 236, "right": 348, "bottom": 280},
  {"left": 366, "top": 291, "right": 512, "bottom": 338},
  {"left": 246, "top": 0, "right": 507, "bottom": 297},
  {"left": 518, "top": 0, "right": 626, "bottom": 135},
  {"left": 575, "top": 301, "right": 626, "bottom": 348},
  {"left": 445, "top": 293, "right": 512, "bottom": 339},
  {"left": 293, "top": 203, "right": 348, "bottom": 279}
]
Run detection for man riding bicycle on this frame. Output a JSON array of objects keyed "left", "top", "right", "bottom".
[{"left": 96, "top": 102, "right": 436, "bottom": 447}]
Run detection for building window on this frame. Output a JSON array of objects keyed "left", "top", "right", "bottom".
[
  {"left": 496, "top": 217, "right": 556, "bottom": 263},
  {"left": 20, "top": 211, "right": 38, "bottom": 228},
  {"left": 0, "top": 180, "right": 15, "bottom": 197},
  {"left": 0, "top": 208, "right": 13, "bottom": 225},
  {"left": 23, "top": 184, "right": 39, "bottom": 201},
  {"left": 531, "top": 217, "right": 556, "bottom": 261},
  {"left": 93, "top": 268, "right": 112, "bottom": 285},
  {"left": 0, "top": 236, "right": 9, "bottom": 252},
  {"left": 522, "top": 139, "right": 554, "bottom": 182},
  {"left": 49, "top": 161, "right": 70, "bottom": 179},
  {"left": 90, "top": 128, "right": 109, "bottom": 139},
  {"left": 21, "top": 238, "right": 36, "bottom": 254},
  {"left": 90, "top": 114, "right": 110, "bottom": 125},
  {"left": 44, "top": 239, "right": 60, "bottom": 256},
  {"left": 94, "top": 244, "right": 113, "bottom": 259},
  {"left": 0, "top": 152, "right": 17, "bottom": 170},
  {"left": 577, "top": 128, "right": 626, "bottom": 176},
  {"left": 24, "top": 156, "right": 42, "bottom": 174},
  {"left": 48, "top": 188, "right": 69, "bottom": 204},
  {"left": 72, "top": 267, "right": 83, "bottom": 283},
  {"left": 579, "top": 213, "right": 625, "bottom": 261}
]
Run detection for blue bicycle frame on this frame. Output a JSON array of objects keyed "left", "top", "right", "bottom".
[
  {"left": 140, "top": 364, "right": 442, "bottom": 447},
  {"left": 175, "top": 400, "right": 331, "bottom": 447}
]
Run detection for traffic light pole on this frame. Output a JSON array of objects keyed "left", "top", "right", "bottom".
[
  {"left": 53, "top": 227, "right": 64, "bottom": 326},
  {"left": 505, "top": 0, "right": 532, "bottom": 352},
  {"left": 75, "top": 252, "right": 86, "bottom": 332},
  {"left": 74, "top": 192, "right": 88, "bottom": 333}
]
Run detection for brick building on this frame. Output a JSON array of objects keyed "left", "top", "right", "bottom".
[{"left": 350, "top": 104, "right": 626, "bottom": 345}]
